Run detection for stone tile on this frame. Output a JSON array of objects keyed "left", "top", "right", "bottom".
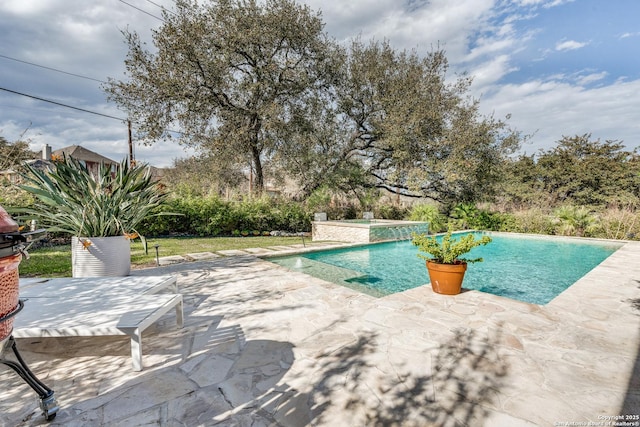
[
  {"left": 216, "top": 249, "right": 252, "bottom": 256},
  {"left": 186, "top": 354, "right": 235, "bottom": 388},
  {"left": 185, "top": 252, "right": 220, "bottom": 260},
  {"left": 158, "top": 255, "right": 187, "bottom": 265},
  {"left": 242, "top": 247, "right": 275, "bottom": 254}
]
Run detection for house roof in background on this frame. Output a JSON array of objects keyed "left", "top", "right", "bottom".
[{"left": 53, "top": 145, "right": 117, "bottom": 164}]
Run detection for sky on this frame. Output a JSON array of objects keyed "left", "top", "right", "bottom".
[{"left": 1, "top": 0, "right": 639, "bottom": 167}]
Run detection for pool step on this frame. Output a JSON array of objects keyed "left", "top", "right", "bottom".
[{"left": 272, "top": 256, "right": 387, "bottom": 297}]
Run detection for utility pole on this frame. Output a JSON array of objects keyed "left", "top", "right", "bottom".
[{"left": 127, "top": 120, "right": 134, "bottom": 164}]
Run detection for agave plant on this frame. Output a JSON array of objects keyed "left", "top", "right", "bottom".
[{"left": 16, "top": 155, "right": 169, "bottom": 239}]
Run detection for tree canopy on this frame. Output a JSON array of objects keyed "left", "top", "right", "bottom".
[
  {"left": 106, "top": 0, "right": 340, "bottom": 192},
  {"left": 0, "top": 136, "right": 37, "bottom": 172},
  {"left": 276, "top": 40, "right": 521, "bottom": 208},
  {"left": 337, "top": 41, "right": 520, "bottom": 208},
  {"left": 499, "top": 134, "right": 640, "bottom": 209},
  {"left": 107, "top": 0, "right": 521, "bottom": 205}
]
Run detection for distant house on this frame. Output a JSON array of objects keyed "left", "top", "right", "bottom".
[
  {"left": 1, "top": 144, "right": 119, "bottom": 183},
  {"left": 49, "top": 145, "right": 118, "bottom": 176}
]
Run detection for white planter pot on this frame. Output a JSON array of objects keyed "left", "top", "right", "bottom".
[{"left": 71, "top": 236, "right": 131, "bottom": 277}]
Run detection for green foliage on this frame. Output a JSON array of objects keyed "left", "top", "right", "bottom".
[
  {"left": 483, "top": 211, "right": 517, "bottom": 232},
  {"left": 507, "top": 208, "right": 556, "bottom": 235},
  {"left": 271, "top": 202, "right": 310, "bottom": 232},
  {"left": 15, "top": 156, "right": 170, "bottom": 237},
  {"left": 137, "top": 195, "right": 312, "bottom": 236},
  {"left": 0, "top": 136, "right": 37, "bottom": 171},
  {"left": 553, "top": 205, "right": 599, "bottom": 237},
  {"left": 412, "top": 229, "right": 492, "bottom": 264},
  {"left": 0, "top": 184, "right": 34, "bottom": 208},
  {"left": 537, "top": 135, "right": 640, "bottom": 206},
  {"left": 305, "top": 186, "right": 333, "bottom": 212},
  {"left": 408, "top": 204, "right": 447, "bottom": 232},
  {"left": 334, "top": 40, "right": 521, "bottom": 207},
  {"left": 450, "top": 203, "right": 515, "bottom": 231},
  {"left": 451, "top": 203, "right": 478, "bottom": 229},
  {"left": 499, "top": 134, "right": 640, "bottom": 209},
  {"left": 497, "top": 154, "right": 549, "bottom": 209},
  {"left": 107, "top": 0, "right": 521, "bottom": 201},
  {"left": 163, "top": 155, "right": 246, "bottom": 197},
  {"left": 375, "top": 203, "right": 409, "bottom": 220}
]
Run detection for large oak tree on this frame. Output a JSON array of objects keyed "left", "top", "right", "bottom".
[{"left": 106, "top": 0, "right": 340, "bottom": 192}]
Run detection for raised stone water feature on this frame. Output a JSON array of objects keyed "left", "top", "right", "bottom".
[{"left": 312, "top": 219, "right": 430, "bottom": 243}]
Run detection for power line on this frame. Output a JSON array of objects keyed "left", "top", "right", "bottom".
[
  {"left": 118, "top": 0, "right": 165, "bottom": 21},
  {"left": 144, "top": 0, "right": 177, "bottom": 16},
  {"left": 0, "top": 86, "right": 188, "bottom": 137},
  {"left": 0, "top": 53, "right": 107, "bottom": 83},
  {"left": 0, "top": 86, "right": 125, "bottom": 121}
]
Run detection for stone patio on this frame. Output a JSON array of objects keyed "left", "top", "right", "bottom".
[{"left": 1, "top": 240, "right": 639, "bottom": 426}]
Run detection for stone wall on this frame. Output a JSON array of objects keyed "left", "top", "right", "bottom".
[{"left": 312, "top": 221, "right": 429, "bottom": 243}]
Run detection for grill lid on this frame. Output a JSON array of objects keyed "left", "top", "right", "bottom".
[
  {"left": 0, "top": 205, "right": 19, "bottom": 234},
  {"left": 0, "top": 205, "right": 26, "bottom": 258}
]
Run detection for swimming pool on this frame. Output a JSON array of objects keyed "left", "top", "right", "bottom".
[{"left": 268, "top": 232, "right": 623, "bottom": 304}]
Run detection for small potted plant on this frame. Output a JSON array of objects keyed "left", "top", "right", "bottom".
[
  {"left": 16, "top": 155, "right": 170, "bottom": 277},
  {"left": 412, "top": 229, "right": 492, "bottom": 295}
]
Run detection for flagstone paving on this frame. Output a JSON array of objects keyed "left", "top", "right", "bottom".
[
  {"left": 185, "top": 252, "right": 220, "bottom": 261},
  {"left": 1, "top": 241, "right": 639, "bottom": 426}
]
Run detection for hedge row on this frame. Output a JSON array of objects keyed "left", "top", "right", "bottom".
[{"left": 137, "top": 196, "right": 312, "bottom": 237}]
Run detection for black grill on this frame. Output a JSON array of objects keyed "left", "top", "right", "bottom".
[{"left": 0, "top": 206, "right": 58, "bottom": 421}]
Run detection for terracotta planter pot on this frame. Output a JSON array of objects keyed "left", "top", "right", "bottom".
[
  {"left": 426, "top": 260, "right": 468, "bottom": 295},
  {"left": 72, "top": 236, "right": 131, "bottom": 277}
]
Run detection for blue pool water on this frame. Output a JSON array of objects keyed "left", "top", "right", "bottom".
[{"left": 268, "top": 233, "right": 622, "bottom": 304}]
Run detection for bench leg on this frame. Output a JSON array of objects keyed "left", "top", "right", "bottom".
[
  {"left": 175, "top": 300, "right": 184, "bottom": 328},
  {"left": 126, "top": 328, "right": 143, "bottom": 371}
]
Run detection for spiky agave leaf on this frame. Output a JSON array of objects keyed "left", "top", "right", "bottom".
[{"left": 16, "top": 155, "right": 170, "bottom": 237}]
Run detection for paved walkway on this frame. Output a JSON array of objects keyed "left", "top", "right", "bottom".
[{"left": 1, "top": 240, "right": 639, "bottom": 426}]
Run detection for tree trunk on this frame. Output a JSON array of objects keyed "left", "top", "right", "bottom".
[
  {"left": 252, "top": 146, "right": 264, "bottom": 193},
  {"left": 249, "top": 114, "right": 264, "bottom": 193}
]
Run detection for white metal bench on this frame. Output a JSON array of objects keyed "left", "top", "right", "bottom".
[{"left": 14, "top": 276, "right": 183, "bottom": 371}]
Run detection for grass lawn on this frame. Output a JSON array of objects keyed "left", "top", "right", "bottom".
[{"left": 19, "top": 235, "right": 307, "bottom": 277}]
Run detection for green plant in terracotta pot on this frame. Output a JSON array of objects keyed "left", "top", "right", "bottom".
[
  {"left": 411, "top": 229, "right": 492, "bottom": 295},
  {"left": 16, "top": 155, "right": 170, "bottom": 277}
]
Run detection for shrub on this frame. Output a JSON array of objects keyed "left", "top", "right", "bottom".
[
  {"left": 0, "top": 184, "right": 34, "bottom": 208},
  {"left": 408, "top": 204, "right": 447, "bottom": 232},
  {"left": 137, "top": 195, "right": 312, "bottom": 236},
  {"left": 375, "top": 203, "right": 409, "bottom": 220},
  {"left": 553, "top": 205, "right": 599, "bottom": 237},
  {"left": 596, "top": 206, "right": 640, "bottom": 240},
  {"left": 509, "top": 208, "right": 556, "bottom": 235}
]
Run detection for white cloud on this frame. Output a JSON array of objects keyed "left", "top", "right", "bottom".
[
  {"left": 515, "top": 0, "right": 574, "bottom": 8},
  {"left": 479, "top": 78, "right": 640, "bottom": 153},
  {"left": 620, "top": 32, "right": 640, "bottom": 39},
  {"left": 469, "top": 55, "right": 520, "bottom": 89},
  {"left": 302, "top": 0, "right": 496, "bottom": 62},
  {"left": 555, "top": 39, "right": 588, "bottom": 51},
  {"left": 575, "top": 72, "right": 608, "bottom": 86}
]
